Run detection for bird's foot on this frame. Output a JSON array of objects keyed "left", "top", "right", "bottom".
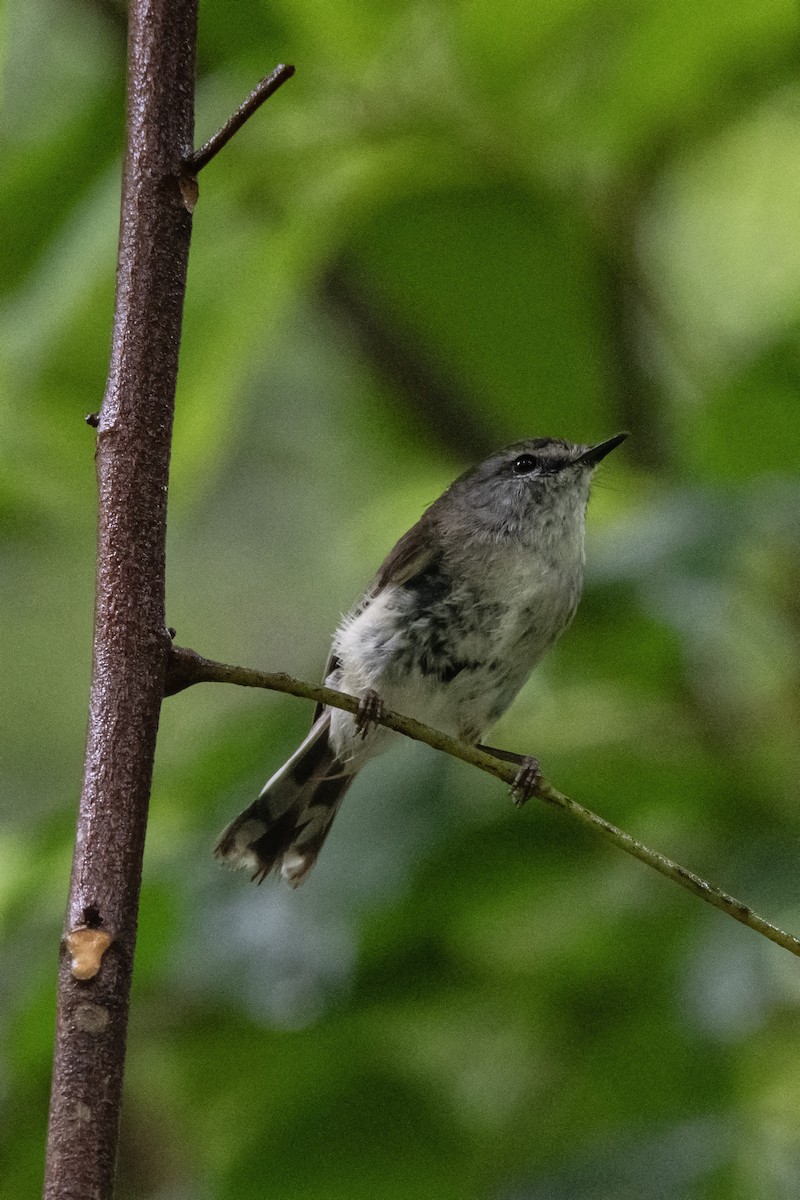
[
  {"left": 511, "top": 756, "right": 542, "bottom": 807},
  {"left": 355, "top": 689, "right": 384, "bottom": 740},
  {"left": 477, "top": 743, "right": 543, "bottom": 807}
]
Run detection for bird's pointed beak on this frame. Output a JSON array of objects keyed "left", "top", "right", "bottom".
[{"left": 576, "top": 432, "right": 628, "bottom": 467}]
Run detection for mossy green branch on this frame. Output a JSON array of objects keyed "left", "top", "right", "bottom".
[{"left": 167, "top": 644, "right": 800, "bottom": 959}]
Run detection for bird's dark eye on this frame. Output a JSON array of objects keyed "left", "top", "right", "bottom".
[{"left": 512, "top": 454, "right": 539, "bottom": 475}]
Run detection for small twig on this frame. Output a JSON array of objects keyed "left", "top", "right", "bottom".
[
  {"left": 167, "top": 645, "right": 800, "bottom": 959},
  {"left": 187, "top": 63, "right": 295, "bottom": 173}
]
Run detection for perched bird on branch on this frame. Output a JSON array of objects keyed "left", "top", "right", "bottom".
[{"left": 215, "top": 433, "right": 627, "bottom": 885}]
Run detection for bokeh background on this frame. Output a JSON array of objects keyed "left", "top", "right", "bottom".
[{"left": 3, "top": 0, "right": 800, "bottom": 1196}]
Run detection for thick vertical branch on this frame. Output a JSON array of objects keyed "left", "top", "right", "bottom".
[{"left": 44, "top": 2, "right": 198, "bottom": 1197}]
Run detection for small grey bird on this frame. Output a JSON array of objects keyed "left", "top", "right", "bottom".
[{"left": 215, "top": 433, "right": 626, "bottom": 886}]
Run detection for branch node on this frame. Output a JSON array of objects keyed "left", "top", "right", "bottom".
[
  {"left": 178, "top": 173, "right": 199, "bottom": 213},
  {"left": 187, "top": 63, "right": 295, "bottom": 174},
  {"left": 85, "top": 412, "right": 100, "bottom": 428},
  {"left": 165, "top": 644, "right": 214, "bottom": 695}
]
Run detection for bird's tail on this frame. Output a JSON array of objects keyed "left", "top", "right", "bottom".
[{"left": 214, "top": 713, "right": 355, "bottom": 887}]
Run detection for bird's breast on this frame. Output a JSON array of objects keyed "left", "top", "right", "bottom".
[{"left": 334, "top": 553, "right": 581, "bottom": 710}]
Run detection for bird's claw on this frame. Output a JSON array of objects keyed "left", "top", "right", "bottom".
[
  {"left": 355, "top": 689, "right": 384, "bottom": 740},
  {"left": 511, "top": 756, "right": 542, "bottom": 807}
]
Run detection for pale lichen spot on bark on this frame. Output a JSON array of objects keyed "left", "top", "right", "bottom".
[
  {"left": 66, "top": 928, "right": 112, "bottom": 980},
  {"left": 74, "top": 1002, "right": 111, "bottom": 1034}
]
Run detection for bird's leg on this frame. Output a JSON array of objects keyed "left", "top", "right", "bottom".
[
  {"left": 355, "top": 689, "right": 385, "bottom": 740},
  {"left": 477, "top": 744, "right": 542, "bottom": 807}
]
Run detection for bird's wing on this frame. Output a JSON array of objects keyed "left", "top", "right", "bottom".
[
  {"left": 373, "top": 515, "right": 437, "bottom": 591},
  {"left": 310, "top": 514, "right": 436, "bottom": 726}
]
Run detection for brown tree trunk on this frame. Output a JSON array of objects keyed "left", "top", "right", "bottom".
[{"left": 43, "top": 2, "right": 198, "bottom": 1196}]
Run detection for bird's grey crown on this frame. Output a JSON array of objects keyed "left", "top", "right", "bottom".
[
  {"left": 447, "top": 436, "right": 585, "bottom": 490},
  {"left": 428, "top": 436, "right": 595, "bottom": 549}
]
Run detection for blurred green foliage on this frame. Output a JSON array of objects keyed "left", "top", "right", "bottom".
[{"left": 2, "top": 0, "right": 800, "bottom": 1196}]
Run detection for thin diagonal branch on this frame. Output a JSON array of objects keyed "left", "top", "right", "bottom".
[
  {"left": 322, "top": 261, "right": 496, "bottom": 463},
  {"left": 188, "top": 63, "right": 295, "bottom": 173},
  {"left": 166, "top": 644, "right": 800, "bottom": 960}
]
